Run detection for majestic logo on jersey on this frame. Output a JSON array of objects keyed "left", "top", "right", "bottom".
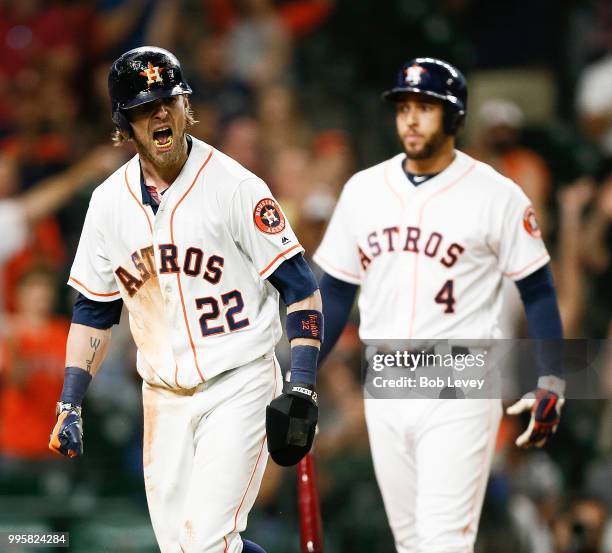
[
  {"left": 359, "top": 226, "right": 465, "bottom": 270},
  {"left": 253, "top": 198, "right": 286, "bottom": 235},
  {"left": 139, "top": 62, "right": 165, "bottom": 86},
  {"left": 522, "top": 206, "right": 541, "bottom": 238},
  {"left": 404, "top": 64, "right": 427, "bottom": 86}
]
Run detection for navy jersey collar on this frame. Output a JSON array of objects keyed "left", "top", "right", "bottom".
[{"left": 402, "top": 162, "right": 440, "bottom": 187}]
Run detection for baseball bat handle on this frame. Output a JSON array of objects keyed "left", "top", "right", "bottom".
[{"left": 297, "top": 452, "right": 323, "bottom": 553}]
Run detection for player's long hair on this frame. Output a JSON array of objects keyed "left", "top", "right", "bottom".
[{"left": 111, "top": 102, "right": 197, "bottom": 145}]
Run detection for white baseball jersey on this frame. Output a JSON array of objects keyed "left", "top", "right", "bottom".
[
  {"left": 69, "top": 136, "right": 303, "bottom": 390},
  {"left": 314, "top": 149, "right": 550, "bottom": 340}
]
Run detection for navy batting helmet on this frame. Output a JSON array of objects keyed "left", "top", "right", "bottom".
[
  {"left": 108, "top": 46, "right": 192, "bottom": 136},
  {"left": 382, "top": 57, "right": 467, "bottom": 134}
]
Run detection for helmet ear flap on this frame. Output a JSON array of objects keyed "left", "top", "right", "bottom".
[
  {"left": 113, "top": 110, "right": 133, "bottom": 138},
  {"left": 443, "top": 104, "right": 465, "bottom": 135}
]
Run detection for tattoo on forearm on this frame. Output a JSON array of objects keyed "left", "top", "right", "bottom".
[{"left": 85, "top": 337, "right": 102, "bottom": 374}]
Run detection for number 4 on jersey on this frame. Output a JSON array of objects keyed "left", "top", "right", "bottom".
[{"left": 435, "top": 279, "right": 455, "bottom": 314}]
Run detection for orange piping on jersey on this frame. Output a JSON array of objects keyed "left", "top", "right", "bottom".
[
  {"left": 228, "top": 435, "right": 266, "bottom": 536},
  {"left": 170, "top": 148, "right": 214, "bottom": 385},
  {"left": 224, "top": 357, "right": 278, "bottom": 553},
  {"left": 503, "top": 252, "right": 549, "bottom": 279},
  {"left": 407, "top": 162, "right": 476, "bottom": 338},
  {"left": 124, "top": 160, "right": 153, "bottom": 234},
  {"left": 68, "top": 276, "right": 121, "bottom": 298},
  {"left": 384, "top": 160, "right": 406, "bottom": 210},
  {"left": 224, "top": 452, "right": 269, "bottom": 553},
  {"left": 258, "top": 244, "right": 302, "bottom": 276},
  {"left": 462, "top": 399, "right": 495, "bottom": 541},
  {"left": 314, "top": 253, "right": 360, "bottom": 281},
  {"left": 229, "top": 415, "right": 266, "bottom": 532},
  {"left": 173, "top": 363, "right": 184, "bottom": 389}
]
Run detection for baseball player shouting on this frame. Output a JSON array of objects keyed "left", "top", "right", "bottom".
[
  {"left": 315, "top": 58, "right": 565, "bottom": 553},
  {"left": 48, "top": 47, "right": 322, "bottom": 553}
]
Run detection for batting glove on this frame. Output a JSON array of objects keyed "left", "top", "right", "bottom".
[
  {"left": 506, "top": 376, "right": 565, "bottom": 448},
  {"left": 49, "top": 402, "right": 84, "bottom": 458}
]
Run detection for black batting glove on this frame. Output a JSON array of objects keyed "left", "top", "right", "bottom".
[{"left": 266, "top": 382, "right": 318, "bottom": 466}]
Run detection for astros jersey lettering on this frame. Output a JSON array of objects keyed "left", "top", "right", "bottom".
[
  {"left": 69, "top": 136, "right": 302, "bottom": 390},
  {"left": 314, "top": 150, "right": 549, "bottom": 340}
]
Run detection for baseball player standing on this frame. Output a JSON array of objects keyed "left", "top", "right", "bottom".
[
  {"left": 48, "top": 47, "right": 322, "bottom": 553},
  {"left": 315, "top": 57, "right": 565, "bottom": 553}
]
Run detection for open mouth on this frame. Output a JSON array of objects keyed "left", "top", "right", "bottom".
[{"left": 152, "top": 127, "right": 174, "bottom": 150}]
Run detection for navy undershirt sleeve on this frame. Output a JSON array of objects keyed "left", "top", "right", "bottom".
[
  {"left": 72, "top": 293, "right": 123, "bottom": 330},
  {"left": 515, "top": 264, "right": 563, "bottom": 338},
  {"left": 269, "top": 255, "right": 320, "bottom": 385},
  {"left": 267, "top": 254, "right": 319, "bottom": 305},
  {"left": 318, "top": 272, "right": 358, "bottom": 365},
  {"left": 514, "top": 264, "right": 563, "bottom": 377}
]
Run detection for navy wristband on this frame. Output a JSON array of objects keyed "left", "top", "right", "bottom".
[
  {"left": 290, "top": 345, "right": 319, "bottom": 386},
  {"left": 286, "top": 310, "right": 323, "bottom": 342},
  {"left": 60, "top": 366, "right": 92, "bottom": 406}
]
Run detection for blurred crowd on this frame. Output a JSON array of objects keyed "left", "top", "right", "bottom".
[{"left": 0, "top": 1, "right": 611, "bottom": 552}]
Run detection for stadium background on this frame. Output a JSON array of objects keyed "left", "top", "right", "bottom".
[{"left": 0, "top": 0, "right": 611, "bottom": 552}]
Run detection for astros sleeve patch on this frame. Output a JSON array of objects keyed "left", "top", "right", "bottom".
[
  {"left": 229, "top": 178, "right": 303, "bottom": 279},
  {"left": 522, "top": 205, "right": 542, "bottom": 239},
  {"left": 495, "top": 185, "right": 550, "bottom": 280},
  {"left": 253, "top": 198, "right": 286, "bottom": 235}
]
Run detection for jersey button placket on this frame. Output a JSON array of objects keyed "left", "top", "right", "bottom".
[
  {"left": 404, "top": 201, "right": 421, "bottom": 337},
  {"left": 151, "top": 209, "right": 172, "bottom": 297}
]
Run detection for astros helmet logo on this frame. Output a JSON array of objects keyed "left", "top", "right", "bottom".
[
  {"left": 404, "top": 64, "right": 427, "bottom": 86},
  {"left": 139, "top": 62, "right": 165, "bottom": 86}
]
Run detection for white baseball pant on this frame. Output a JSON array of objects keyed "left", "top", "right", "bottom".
[
  {"left": 142, "top": 352, "right": 282, "bottom": 553},
  {"left": 365, "top": 398, "right": 502, "bottom": 553}
]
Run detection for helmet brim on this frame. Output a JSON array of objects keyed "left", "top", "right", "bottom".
[
  {"left": 382, "top": 87, "right": 460, "bottom": 106},
  {"left": 119, "top": 84, "right": 192, "bottom": 111}
]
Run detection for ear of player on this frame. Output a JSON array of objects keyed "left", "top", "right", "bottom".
[
  {"left": 49, "top": 403, "right": 84, "bottom": 458},
  {"left": 266, "top": 309, "right": 323, "bottom": 466},
  {"left": 506, "top": 375, "right": 566, "bottom": 448}
]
